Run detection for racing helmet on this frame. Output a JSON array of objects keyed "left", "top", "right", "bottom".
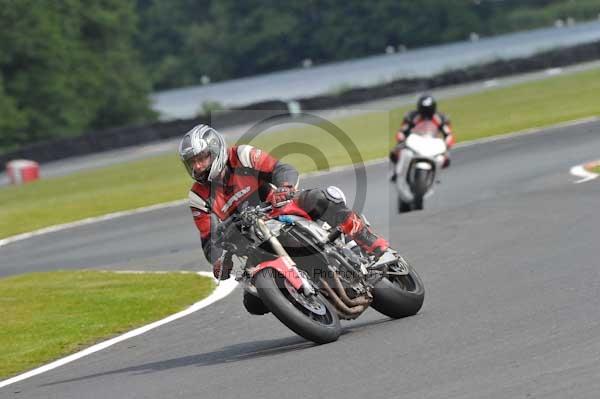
[
  {"left": 417, "top": 94, "right": 437, "bottom": 118},
  {"left": 178, "top": 124, "right": 228, "bottom": 183}
]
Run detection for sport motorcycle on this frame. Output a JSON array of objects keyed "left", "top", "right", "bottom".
[
  {"left": 214, "top": 198, "right": 425, "bottom": 344},
  {"left": 395, "top": 121, "right": 448, "bottom": 213}
]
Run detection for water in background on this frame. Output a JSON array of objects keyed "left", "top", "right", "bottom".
[{"left": 153, "top": 20, "right": 600, "bottom": 119}]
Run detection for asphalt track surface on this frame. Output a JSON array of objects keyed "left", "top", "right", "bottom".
[{"left": 2, "top": 120, "right": 600, "bottom": 398}]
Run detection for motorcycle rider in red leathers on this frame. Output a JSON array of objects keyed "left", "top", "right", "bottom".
[
  {"left": 390, "top": 94, "right": 455, "bottom": 182},
  {"left": 178, "top": 124, "right": 390, "bottom": 314}
]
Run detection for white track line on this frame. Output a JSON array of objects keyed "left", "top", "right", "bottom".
[
  {"left": 570, "top": 164, "right": 599, "bottom": 184},
  {"left": 0, "top": 272, "right": 239, "bottom": 389},
  {"left": 1, "top": 115, "right": 599, "bottom": 249}
]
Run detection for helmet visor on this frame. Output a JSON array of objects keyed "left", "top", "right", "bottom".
[{"left": 184, "top": 150, "right": 214, "bottom": 182}]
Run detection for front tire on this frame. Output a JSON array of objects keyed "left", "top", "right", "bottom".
[
  {"left": 411, "top": 169, "right": 430, "bottom": 210},
  {"left": 254, "top": 268, "right": 341, "bottom": 344},
  {"left": 398, "top": 198, "right": 412, "bottom": 213},
  {"left": 413, "top": 196, "right": 424, "bottom": 211},
  {"left": 371, "top": 259, "right": 425, "bottom": 319}
]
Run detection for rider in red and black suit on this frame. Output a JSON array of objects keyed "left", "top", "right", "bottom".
[
  {"left": 390, "top": 94, "right": 455, "bottom": 181},
  {"left": 178, "top": 125, "right": 390, "bottom": 286},
  {"left": 188, "top": 141, "right": 298, "bottom": 266}
]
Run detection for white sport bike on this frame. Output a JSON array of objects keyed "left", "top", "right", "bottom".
[{"left": 394, "top": 121, "right": 448, "bottom": 213}]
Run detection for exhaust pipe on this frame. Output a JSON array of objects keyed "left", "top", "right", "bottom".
[
  {"left": 332, "top": 272, "right": 371, "bottom": 307},
  {"left": 320, "top": 279, "right": 366, "bottom": 319},
  {"left": 320, "top": 271, "right": 371, "bottom": 319}
]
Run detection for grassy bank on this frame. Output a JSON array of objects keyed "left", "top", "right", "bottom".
[
  {"left": 0, "top": 270, "right": 214, "bottom": 379},
  {"left": 2, "top": 67, "right": 600, "bottom": 238}
]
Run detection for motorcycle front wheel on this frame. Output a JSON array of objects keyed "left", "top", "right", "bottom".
[
  {"left": 411, "top": 168, "right": 430, "bottom": 210},
  {"left": 398, "top": 198, "right": 412, "bottom": 213},
  {"left": 254, "top": 268, "right": 341, "bottom": 344},
  {"left": 371, "top": 259, "right": 425, "bottom": 319}
]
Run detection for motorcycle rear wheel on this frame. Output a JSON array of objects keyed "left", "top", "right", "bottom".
[
  {"left": 254, "top": 268, "right": 341, "bottom": 344},
  {"left": 371, "top": 260, "right": 425, "bottom": 319}
]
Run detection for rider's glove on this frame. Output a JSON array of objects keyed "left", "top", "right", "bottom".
[
  {"left": 213, "top": 255, "right": 233, "bottom": 280},
  {"left": 267, "top": 184, "right": 297, "bottom": 207},
  {"left": 395, "top": 131, "right": 406, "bottom": 144}
]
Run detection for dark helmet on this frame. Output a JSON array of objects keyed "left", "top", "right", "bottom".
[{"left": 417, "top": 94, "right": 436, "bottom": 118}]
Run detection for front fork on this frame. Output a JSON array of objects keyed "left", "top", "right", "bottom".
[{"left": 252, "top": 218, "right": 315, "bottom": 296}]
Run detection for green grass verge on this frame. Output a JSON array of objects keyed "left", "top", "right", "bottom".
[
  {"left": 0, "top": 270, "right": 214, "bottom": 380},
  {"left": 0, "top": 152, "right": 191, "bottom": 239},
  {"left": 2, "top": 67, "right": 600, "bottom": 238}
]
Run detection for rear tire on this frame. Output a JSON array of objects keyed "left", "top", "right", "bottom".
[
  {"left": 254, "top": 268, "right": 341, "bottom": 344},
  {"left": 371, "top": 260, "right": 425, "bottom": 319}
]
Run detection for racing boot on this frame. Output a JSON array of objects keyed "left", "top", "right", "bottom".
[
  {"left": 243, "top": 290, "right": 270, "bottom": 315},
  {"left": 339, "top": 213, "right": 389, "bottom": 259}
]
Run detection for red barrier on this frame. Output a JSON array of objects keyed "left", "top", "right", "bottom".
[{"left": 6, "top": 159, "right": 40, "bottom": 185}]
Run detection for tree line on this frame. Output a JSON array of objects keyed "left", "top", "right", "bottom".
[{"left": 2, "top": 0, "right": 599, "bottom": 153}]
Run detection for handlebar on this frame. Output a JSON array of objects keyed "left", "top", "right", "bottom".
[
  {"left": 215, "top": 215, "right": 236, "bottom": 237},
  {"left": 213, "top": 202, "right": 274, "bottom": 247}
]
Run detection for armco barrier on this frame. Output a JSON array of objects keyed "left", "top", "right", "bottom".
[{"left": 2, "top": 40, "right": 600, "bottom": 166}]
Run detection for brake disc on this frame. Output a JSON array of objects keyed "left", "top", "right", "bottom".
[{"left": 283, "top": 279, "right": 327, "bottom": 315}]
